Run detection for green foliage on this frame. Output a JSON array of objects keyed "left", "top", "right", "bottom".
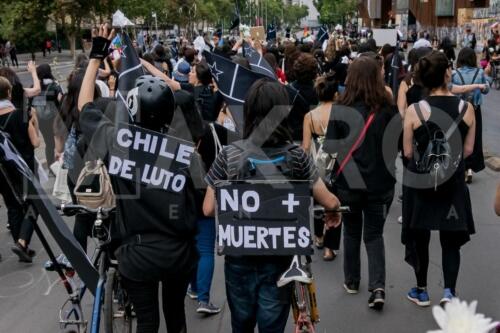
[
  {"left": 0, "top": 0, "right": 52, "bottom": 52},
  {"left": 316, "top": 0, "right": 356, "bottom": 25}
]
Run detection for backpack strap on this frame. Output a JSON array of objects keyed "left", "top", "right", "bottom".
[
  {"left": 0, "top": 110, "right": 15, "bottom": 131},
  {"left": 471, "top": 68, "right": 480, "bottom": 84},
  {"left": 445, "top": 100, "right": 468, "bottom": 140},
  {"left": 455, "top": 70, "right": 466, "bottom": 85},
  {"left": 414, "top": 102, "right": 432, "bottom": 138}
]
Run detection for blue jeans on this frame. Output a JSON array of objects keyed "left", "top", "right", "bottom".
[
  {"left": 190, "top": 218, "right": 216, "bottom": 303},
  {"left": 224, "top": 257, "right": 291, "bottom": 333}
]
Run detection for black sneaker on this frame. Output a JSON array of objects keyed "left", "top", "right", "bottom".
[
  {"left": 343, "top": 282, "right": 360, "bottom": 294},
  {"left": 368, "top": 289, "right": 385, "bottom": 310},
  {"left": 11, "top": 243, "right": 32, "bottom": 263}
]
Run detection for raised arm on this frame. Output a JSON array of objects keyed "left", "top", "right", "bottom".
[
  {"left": 23, "top": 61, "right": 41, "bottom": 97},
  {"left": 78, "top": 24, "right": 115, "bottom": 112},
  {"left": 140, "top": 59, "right": 181, "bottom": 91}
]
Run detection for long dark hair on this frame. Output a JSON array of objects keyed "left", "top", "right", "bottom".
[
  {"left": 36, "top": 63, "right": 55, "bottom": 89},
  {"left": 416, "top": 51, "right": 450, "bottom": 90},
  {"left": 338, "top": 56, "right": 392, "bottom": 109},
  {"left": 59, "top": 69, "right": 99, "bottom": 132},
  {"left": 456, "top": 47, "right": 477, "bottom": 68},
  {"left": 243, "top": 79, "right": 293, "bottom": 146}
]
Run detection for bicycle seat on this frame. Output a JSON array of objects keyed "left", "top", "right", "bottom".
[
  {"left": 44, "top": 254, "right": 73, "bottom": 272},
  {"left": 277, "top": 256, "right": 312, "bottom": 287}
]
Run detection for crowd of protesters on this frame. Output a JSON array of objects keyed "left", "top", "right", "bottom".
[{"left": 1, "top": 21, "right": 500, "bottom": 333}]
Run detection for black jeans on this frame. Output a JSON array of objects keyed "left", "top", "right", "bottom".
[
  {"left": 121, "top": 270, "right": 193, "bottom": 333},
  {"left": 0, "top": 175, "right": 34, "bottom": 244},
  {"left": 336, "top": 188, "right": 394, "bottom": 291},
  {"left": 38, "top": 116, "right": 55, "bottom": 166},
  {"left": 412, "top": 229, "right": 462, "bottom": 293}
]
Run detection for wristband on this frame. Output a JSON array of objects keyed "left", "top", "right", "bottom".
[{"left": 89, "top": 37, "right": 111, "bottom": 60}]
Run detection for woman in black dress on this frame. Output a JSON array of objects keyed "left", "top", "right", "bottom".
[
  {"left": 0, "top": 76, "right": 41, "bottom": 262},
  {"left": 402, "top": 51, "right": 476, "bottom": 307}
]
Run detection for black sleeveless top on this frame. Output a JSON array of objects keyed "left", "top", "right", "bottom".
[
  {"left": 403, "top": 95, "right": 475, "bottom": 234},
  {"left": 0, "top": 109, "right": 35, "bottom": 171}
]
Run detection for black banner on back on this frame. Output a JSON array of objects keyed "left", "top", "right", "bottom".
[
  {"left": 109, "top": 123, "right": 195, "bottom": 192},
  {"left": 215, "top": 181, "right": 313, "bottom": 256}
]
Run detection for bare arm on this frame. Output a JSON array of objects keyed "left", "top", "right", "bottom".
[
  {"left": 403, "top": 105, "right": 417, "bottom": 160},
  {"left": 397, "top": 80, "right": 408, "bottom": 118},
  {"left": 28, "top": 109, "right": 40, "bottom": 148},
  {"left": 23, "top": 61, "right": 41, "bottom": 97},
  {"left": 451, "top": 83, "right": 484, "bottom": 94},
  {"left": 203, "top": 186, "right": 216, "bottom": 217},
  {"left": 140, "top": 58, "right": 181, "bottom": 91},
  {"left": 301, "top": 112, "right": 313, "bottom": 153},
  {"left": 78, "top": 59, "right": 101, "bottom": 111},
  {"left": 312, "top": 179, "right": 342, "bottom": 229},
  {"left": 462, "top": 102, "right": 476, "bottom": 158}
]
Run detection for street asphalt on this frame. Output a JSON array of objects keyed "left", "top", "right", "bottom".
[{"left": 0, "top": 55, "right": 499, "bottom": 333}]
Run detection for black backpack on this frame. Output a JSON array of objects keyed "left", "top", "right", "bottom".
[
  {"left": 31, "top": 83, "right": 60, "bottom": 120},
  {"left": 413, "top": 101, "right": 467, "bottom": 190},
  {"left": 228, "top": 140, "right": 297, "bottom": 181}
]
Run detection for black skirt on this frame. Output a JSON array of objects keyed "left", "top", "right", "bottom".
[{"left": 465, "top": 105, "right": 485, "bottom": 172}]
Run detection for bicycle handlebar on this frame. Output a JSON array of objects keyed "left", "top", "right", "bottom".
[
  {"left": 56, "top": 204, "right": 115, "bottom": 217},
  {"left": 313, "top": 205, "right": 350, "bottom": 213}
]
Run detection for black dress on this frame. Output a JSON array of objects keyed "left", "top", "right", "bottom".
[{"left": 402, "top": 96, "right": 475, "bottom": 245}]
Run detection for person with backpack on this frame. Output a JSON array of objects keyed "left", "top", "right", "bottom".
[
  {"left": 327, "top": 56, "right": 400, "bottom": 311},
  {"left": 452, "top": 47, "right": 490, "bottom": 183},
  {"left": 203, "top": 79, "right": 342, "bottom": 332},
  {"left": 402, "top": 51, "right": 476, "bottom": 308},
  {"left": 302, "top": 72, "right": 341, "bottom": 261},
  {"left": 32, "top": 63, "right": 63, "bottom": 167},
  {"left": 0, "top": 76, "right": 40, "bottom": 262},
  {"left": 78, "top": 25, "right": 202, "bottom": 333}
]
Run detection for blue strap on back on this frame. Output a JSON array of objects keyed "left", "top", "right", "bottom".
[{"left": 248, "top": 156, "right": 286, "bottom": 171}]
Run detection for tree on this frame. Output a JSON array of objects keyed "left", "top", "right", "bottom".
[
  {"left": 0, "top": 0, "right": 52, "bottom": 57},
  {"left": 315, "top": 0, "right": 356, "bottom": 26}
]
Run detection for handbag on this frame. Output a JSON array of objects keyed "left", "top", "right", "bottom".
[
  {"left": 329, "top": 112, "right": 376, "bottom": 186},
  {"left": 74, "top": 159, "right": 116, "bottom": 209}
]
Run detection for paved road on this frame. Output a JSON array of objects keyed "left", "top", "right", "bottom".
[{"left": 1, "top": 62, "right": 499, "bottom": 332}]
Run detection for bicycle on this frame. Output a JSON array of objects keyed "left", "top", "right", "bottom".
[
  {"left": 46, "top": 204, "right": 133, "bottom": 333},
  {"left": 277, "top": 206, "right": 350, "bottom": 333}
]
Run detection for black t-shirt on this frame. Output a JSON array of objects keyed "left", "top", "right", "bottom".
[
  {"left": 288, "top": 81, "right": 319, "bottom": 141},
  {"left": 328, "top": 102, "right": 400, "bottom": 194},
  {"left": 79, "top": 101, "right": 198, "bottom": 281},
  {"left": 0, "top": 109, "right": 35, "bottom": 170}
]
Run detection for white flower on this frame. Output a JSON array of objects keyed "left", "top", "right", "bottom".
[{"left": 428, "top": 298, "right": 499, "bottom": 333}]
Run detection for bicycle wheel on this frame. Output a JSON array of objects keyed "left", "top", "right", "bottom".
[{"left": 103, "top": 268, "right": 133, "bottom": 333}]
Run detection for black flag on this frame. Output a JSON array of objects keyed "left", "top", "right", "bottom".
[
  {"left": 318, "top": 25, "right": 329, "bottom": 45},
  {"left": 114, "top": 31, "right": 145, "bottom": 123},
  {"left": 267, "top": 23, "right": 277, "bottom": 41},
  {"left": 0, "top": 131, "right": 99, "bottom": 294},
  {"left": 229, "top": 0, "right": 240, "bottom": 31},
  {"left": 203, "top": 50, "right": 264, "bottom": 130},
  {"left": 203, "top": 50, "right": 300, "bottom": 131},
  {"left": 242, "top": 41, "right": 277, "bottom": 79}
]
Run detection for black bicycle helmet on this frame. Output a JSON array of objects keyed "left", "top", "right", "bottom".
[{"left": 127, "top": 75, "right": 175, "bottom": 131}]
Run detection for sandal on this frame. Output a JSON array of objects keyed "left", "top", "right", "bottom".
[{"left": 323, "top": 248, "right": 337, "bottom": 261}]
